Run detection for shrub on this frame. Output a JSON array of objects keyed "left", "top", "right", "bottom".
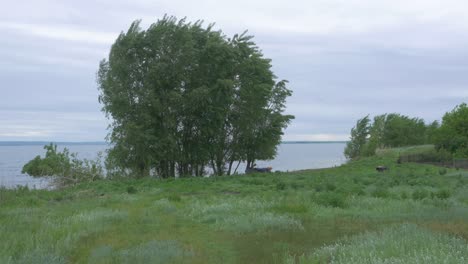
[
  {"left": 371, "top": 188, "right": 390, "bottom": 198},
  {"left": 127, "top": 186, "right": 138, "bottom": 194},
  {"left": 168, "top": 194, "right": 182, "bottom": 202},
  {"left": 22, "top": 143, "right": 104, "bottom": 187},
  {"left": 290, "top": 182, "right": 302, "bottom": 190},
  {"left": 314, "top": 185, "right": 323, "bottom": 192},
  {"left": 354, "top": 187, "right": 365, "bottom": 196},
  {"left": 401, "top": 191, "right": 409, "bottom": 199},
  {"left": 276, "top": 182, "right": 287, "bottom": 191},
  {"left": 398, "top": 148, "right": 453, "bottom": 163},
  {"left": 412, "top": 189, "right": 429, "bottom": 200},
  {"left": 435, "top": 189, "right": 451, "bottom": 200},
  {"left": 325, "top": 182, "right": 336, "bottom": 191},
  {"left": 314, "top": 192, "right": 347, "bottom": 208},
  {"left": 438, "top": 168, "right": 447, "bottom": 175}
]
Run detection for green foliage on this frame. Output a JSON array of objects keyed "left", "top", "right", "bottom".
[
  {"left": 97, "top": 16, "right": 293, "bottom": 178},
  {"left": 425, "top": 120, "right": 440, "bottom": 144},
  {"left": 412, "top": 189, "right": 429, "bottom": 200},
  {"left": 126, "top": 186, "right": 138, "bottom": 194},
  {"left": 22, "top": 144, "right": 71, "bottom": 177},
  {"left": 439, "top": 168, "right": 448, "bottom": 175},
  {"left": 89, "top": 240, "right": 192, "bottom": 263},
  {"left": 361, "top": 115, "right": 386, "bottom": 157},
  {"left": 371, "top": 187, "right": 390, "bottom": 198},
  {"left": 167, "top": 194, "right": 182, "bottom": 202},
  {"left": 436, "top": 189, "right": 451, "bottom": 199},
  {"left": 4, "top": 145, "right": 468, "bottom": 263},
  {"left": 276, "top": 181, "right": 287, "bottom": 191},
  {"left": 382, "top": 113, "right": 427, "bottom": 147},
  {"left": 313, "top": 192, "right": 347, "bottom": 208},
  {"left": 289, "top": 224, "right": 468, "bottom": 264},
  {"left": 344, "top": 115, "right": 370, "bottom": 159},
  {"left": 398, "top": 147, "right": 453, "bottom": 163},
  {"left": 401, "top": 191, "right": 409, "bottom": 199},
  {"left": 21, "top": 143, "right": 104, "bottom": 186},
  {"left": 346, "top": 112, "right": 442, "bottom": 159},
  {"left": 435, "top": 103, "right": 468, "bottom": 158},
  {"left": 325, "top": 182, "right": 337, "bottom": 191}
]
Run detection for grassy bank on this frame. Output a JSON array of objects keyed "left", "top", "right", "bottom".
[{"left": 1, "top": 146, "right": 467, "bottom": 263}]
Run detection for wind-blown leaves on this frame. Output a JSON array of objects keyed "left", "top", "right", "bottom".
[{"left": 97, "top": 16, "right": 293, "bottom": 178}]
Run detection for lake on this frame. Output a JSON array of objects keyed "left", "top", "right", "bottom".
[{"left": 0, "top": 142, "right": 346, "bottom": 188}]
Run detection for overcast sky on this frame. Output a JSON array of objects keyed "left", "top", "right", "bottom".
[{"left": 1, "top": 0, "right": 468, "bottom": 141}]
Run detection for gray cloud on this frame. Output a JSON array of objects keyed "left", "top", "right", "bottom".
[{"left": 1, "top": 0, "right": 467, "bottom": 141}]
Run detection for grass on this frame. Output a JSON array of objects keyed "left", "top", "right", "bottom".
[
  {"left": 1, "top": 145, "right": 467, "bottom": 263},
  {"left": 285, "top": 224, "right": 468, "bottom": 263}
]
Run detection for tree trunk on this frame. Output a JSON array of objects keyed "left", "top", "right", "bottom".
[
  {"left": 227, "top": 160, "right": 234, "bottom": 175},
  {"left": 233, "top": 160, "right": 241, "bottom": 175}
]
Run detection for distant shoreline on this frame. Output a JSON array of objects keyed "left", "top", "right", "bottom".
[
  {"left": 282, "top": 141, "right": 347, "bottom": 144},
  {"left": 0, "top": 141, "right": 347, "bottom": 146},
  {"left": 0, "top": 141, "right": 108, "bottom": 146}
]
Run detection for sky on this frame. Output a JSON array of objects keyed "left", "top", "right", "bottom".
[{"left": 1, "top": 0, "right": 468, "bottom": 142}]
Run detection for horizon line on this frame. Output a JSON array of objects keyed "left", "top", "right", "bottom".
[{"left": 0, "top": 140, "right": 348, "bottom": 146}]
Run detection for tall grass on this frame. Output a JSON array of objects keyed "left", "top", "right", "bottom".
[
  {"left": 88, "top": 240, "right": 193, "bottom": 263},
  {"left": 1, "top": 145, "right": 467, "bottom": 263},
  {"left": 286, "top": 224, "right": 468, "bottom": 264},
  {"left": 187, "top": 197, "right": 304, "bottom": 233}
]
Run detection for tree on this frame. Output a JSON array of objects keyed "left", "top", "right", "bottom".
[
  {"left": 22, "top": 143, "right": 104, "bottom": 186},
  {"left": 97, "top": 16, "right": 293, "bottom": 178},
  {"left": 425, "top": 120, "right": 439, "bottom": 144},
  {"left": 434, "top": 103, "right": 468, "bottom": 157},
  {"left": 345, "top": 113, "right": 437, "bottom": 159},
  {"left": 361, "top": 114, "right": 386, "bottom": 157},
  {"left": 344, "top": 115, "right": 370, "bottom": 159},
  {"left": 381, "top": 114, "right": 426, "bottom": 147}
]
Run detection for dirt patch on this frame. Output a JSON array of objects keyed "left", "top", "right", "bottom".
[{"left": 421, "top": 221, "right": 468, "bottom": 240}]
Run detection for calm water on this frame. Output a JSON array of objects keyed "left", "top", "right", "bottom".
[{"left": 0, "top": 143, "right": 346, "bottom": 188}]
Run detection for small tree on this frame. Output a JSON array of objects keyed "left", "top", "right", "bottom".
[
  {"left": 344, "top": 115, "right": 370, "bottom": 159},
  {"left": 22, "top": 143, "right": 104, "bottom": 186},
  {"left": 425, "top": 120, "right": 439, "bottom": 144},
  {"left": 361, "top": 114, "right": 386, "bottom": 157},
  {"left": 381, "top": 114, "right": 426, "bottom": 147},
  {"left": 434, "top": 103, "right": 468, "bottom": 157}
]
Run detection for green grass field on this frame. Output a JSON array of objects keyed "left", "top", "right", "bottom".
[{"left": 1, "top": 146, "right": 467, "bottom": 263}]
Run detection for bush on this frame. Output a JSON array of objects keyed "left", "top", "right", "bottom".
[
  {"left": 314, "top": 185, "right": 323, "bottom": 192},
  {"left": 412, "top": 189, "right": 429, "bottom": 200},
  {"left": 290, "top": 182, "right": 302, "bottom": 190},
  {"left": 398, "top": 148, "right": 453, "bottom": 163},
  {"left": 22, "top": 143, "right": 104, "bottom": 187},
  {"left": 435, "top": 189, "right": 451, "bottom": 199},
  {"left": 325, "top": 182, "right": 336, "bottom": 191},
  {"left": 127, "top": 186, "right": 138, "bottom": 194},
  {"left": 438, "top": 168, "right": 447, "bottom": 175},
  {"left": 276, "top": 182, "right": 287, "bottom": 191},
  {"left": 354, "top": 187, "right": 365, "bottom": 196},
  {"left": 401, "top": 191, "right": 409, "bottom": 199},
  {"left": 314, "top": 192, "right": 347, "bottom": 208},
  {"left": 371, "top": 188, "right": 390, "bottom": 198},
  {"left": 168, "top": 194, "right": 181, "bottom": 202}
]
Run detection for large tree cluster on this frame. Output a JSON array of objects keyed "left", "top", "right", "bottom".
[
  {"left": 97, "top": 16, "right": 293, "bottom": 178},
  {"left": 345, "top": 113, "right": 437, "bottom": 159}
]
